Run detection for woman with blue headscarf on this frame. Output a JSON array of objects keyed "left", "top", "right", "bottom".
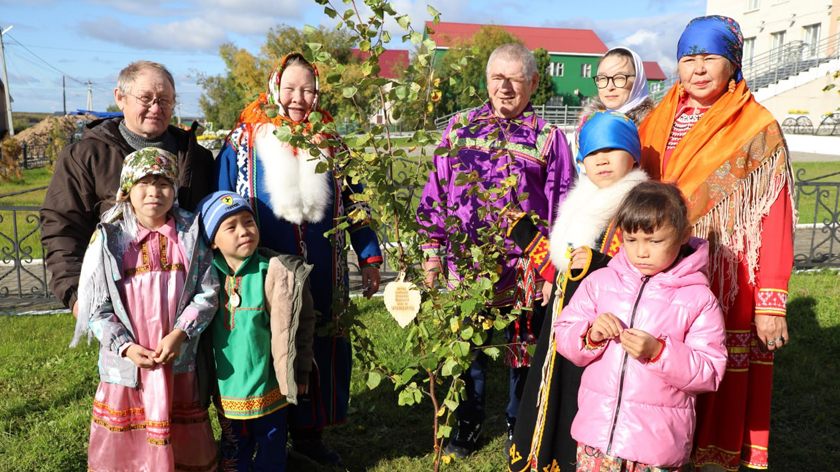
[{"left": 639, "top": 16, "right": 795, "bottom": 471}]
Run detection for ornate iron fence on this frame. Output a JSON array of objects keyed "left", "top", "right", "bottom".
[
  {"left": 793, "top": 169, "right": 840, "bottom": 268},
  {"left": 0, "top": 168, "right": 837, "bottom": 311}
]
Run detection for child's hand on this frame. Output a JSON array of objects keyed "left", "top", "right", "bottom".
[
  {"left": 590, "top": 312, "right": 624, "bottom": 343},
  {"left": 154, "top": 329, "right": 187, "bottom": 364},
  {"left": 620, "top": 328, "right": 663, "bottom": 360},
  {"left": 125, "top": 344, "right": 157, "bottom": 369},
  {"left": 569, "top": 247, "right": 590, "bottom": 270}
]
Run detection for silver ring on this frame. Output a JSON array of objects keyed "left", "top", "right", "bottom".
[
  {"left": 774, "top": 336, "right": 785, "bottom": 343},
  {"left": 767, "top": 340, "right": 775, "bottom": 346}
]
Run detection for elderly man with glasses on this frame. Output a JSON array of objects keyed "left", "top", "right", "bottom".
[
  {"left": 417, "top": 43, "right": 575, "bottom": 459},
  {"left": 41, "top": 60, "right": 214, "bottom": 319}
]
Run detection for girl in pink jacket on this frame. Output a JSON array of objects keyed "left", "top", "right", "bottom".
[{"left": 555, "top": 181, "right": 727, "bottom": 471}]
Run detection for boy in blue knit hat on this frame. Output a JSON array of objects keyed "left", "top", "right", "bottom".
[{"left": 198, "top": 190, "right": 316, "bottom": 472}]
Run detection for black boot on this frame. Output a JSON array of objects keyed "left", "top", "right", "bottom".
[{"left": 443, "top": 419, "right": 483, "bottom": 459}]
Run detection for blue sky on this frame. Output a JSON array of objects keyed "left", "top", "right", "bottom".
[{"left": 0, "top": 0, "right": 705, "bottom": 116}]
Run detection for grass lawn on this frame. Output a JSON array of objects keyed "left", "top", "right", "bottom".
[
  {"left": 791, "top": 162, "right": 840, "bottom": 227},
  {"left": 1, "top": 272, "right": 839, "bottom": 471}
]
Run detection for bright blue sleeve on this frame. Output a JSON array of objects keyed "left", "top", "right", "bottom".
[
  {"left": 215, "top": 137, "right": 238, "bottom": 192},
  {"left": 343, "top": 178, "right": 383, "bottom": 267}
]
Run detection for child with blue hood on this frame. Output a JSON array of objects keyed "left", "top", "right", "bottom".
[{"left": 506, "top": 111, "right": 648, "bottom": 471}]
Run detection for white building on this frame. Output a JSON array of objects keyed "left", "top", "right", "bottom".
[{"left": 706, "top": 0, "right": 840, "bottom": 128}]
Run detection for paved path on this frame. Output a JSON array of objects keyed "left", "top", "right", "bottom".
[{"left": 790, "top": 151, "right": 840, "bottom": 162}]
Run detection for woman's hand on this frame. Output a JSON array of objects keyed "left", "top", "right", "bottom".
[
  {"left": 361, "top": 266, "right": 381, "bottom": 299},
  {"left": 620, "top": 328, "right": 663, "bottom": 360},
  {"left": 154, "top": 329, "right": 187, "bottom": 364},
  {"left": 755, "top": 314, "right": 789, "bottom": 352},
  {"left": 125, "top": 344, "right": 157, "bottom": 369},
  {"left": 540, "top": 281, "right": 553, "bottom": 306},
  {"left": 590, "top": 312, "right": 624, "bottom": 343}
]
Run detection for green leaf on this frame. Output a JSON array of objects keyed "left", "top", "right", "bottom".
[
  {"left": 401, "top": 368, "right": 419, "bottom": 384},
  {"left": 309, "top": 111, "right": 323, "bottom": 123},
  {"left": 303, "top": 25, "right": 317, "bottom": 35},
  {"left": 324, "top": 6, "right": 337, "bottom": 18},
  {"left": 307, "top": 42, "right": 323, "bottom": 52},
  {"left": 367, "top": 372, "right": 382, "bottom": 389},
  {"left": 396, "top": 15, "right": 411, "bottom": 30},
  {"left": 315, "top": 161, "right": 329, "bottom": 174},
  {"left": 526, "top": 344, "right": 537, "bottom": 357},
  {"left": 427, "top": 5, "right": 440, "bottom": 16},
  {"left": 327, "top": 72, "right": 342, "bottom": 84},
  {"left": 460, "top": 298, "right": 477, "bottom": 315},
  {"left": 342, "top": 86, "right": 358, "bottom": 98},
  {"left": 409, "top": 32, "right": 423, "bottom": 44},
  {"left": 441, "top": 359, "right": 458, "bottom": 376},
  {"left": 437, "top": 424, "right": 452, "bottom": 438},
  {"left": 482, "top": 346, "right": 501, "bottom": 359},
  {"left": 460, "top": 325, "right": 474, "bottom": 341},
  {"left": 453, "top": 341, "right": 471, "bottom": 358},
  {"left": 274, "top": 126, "right": 292, "bottom": 142},
  {"left": 359, "top": 40, "right": 371, "bottom": 52},
  {"left": 382, "top": 30, "right": 391, "bottom": 43}
]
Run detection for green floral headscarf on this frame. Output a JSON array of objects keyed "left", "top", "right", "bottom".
[
  {"left": 116, "top": 147, "right": 179, "bottom": 201},
  {"left": 101, "top": 147, "right": 179, "bottom": 236}
]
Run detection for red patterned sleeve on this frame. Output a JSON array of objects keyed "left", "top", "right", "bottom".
[{"left": 754, "top": 185, "right": 794, "bottom": 316}]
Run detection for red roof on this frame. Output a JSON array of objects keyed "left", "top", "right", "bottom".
[
  {"left": 643, "top": 61, "right": 667, "bottom": 81},
  {"left": 350, "top": 48, "right": 409, "bottom": 79},
  {"left": 425, "top": 21, "right": 608, "bottom": 55}
]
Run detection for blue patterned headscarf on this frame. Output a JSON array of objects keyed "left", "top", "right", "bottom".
[
  {"left": 677, "top": 15, "right": 744, "bottom": 82},
  {"left": 576, "top": 111, "right": 641, "bottom": 164}
]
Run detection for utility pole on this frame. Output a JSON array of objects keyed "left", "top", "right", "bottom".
[
  {"left": 0, "top": 22, "right": 15, "bottom": 137},
  {"left": 86, "top": 81, "right": 93, "bottom": 111},
  {"left": 63, "top": 76, "right": 66, "bottom": 115}
]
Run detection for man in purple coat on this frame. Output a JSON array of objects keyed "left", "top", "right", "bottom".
[{"left": 417, "top": 44, "right": 576, "bottom": 458}]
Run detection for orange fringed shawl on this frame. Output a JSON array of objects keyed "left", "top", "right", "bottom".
[{"left": 639, "top": 80, "right": 796, "bottom": 310}]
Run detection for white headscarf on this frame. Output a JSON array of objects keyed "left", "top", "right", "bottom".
[{"left": 606, "top": 47, "right": 649, "bottom": 114}]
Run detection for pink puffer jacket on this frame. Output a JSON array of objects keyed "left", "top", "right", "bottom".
[{"left": 554, "top": 237, "right": 727, "bottom": 467}]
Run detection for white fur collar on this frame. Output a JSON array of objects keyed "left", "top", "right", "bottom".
[
  {"left": 253, "top": 124, "right": 332, "bottom": 225},
  {"left": 549, "top": 168, "right": 648, "bottom": 272}
]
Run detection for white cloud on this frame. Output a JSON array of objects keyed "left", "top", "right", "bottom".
[
  {"left": 79, "top": 17, "right": 228, "bottom": 52},
  {"left": 76, "top": 0, "right": 303, "bottom": 53}
]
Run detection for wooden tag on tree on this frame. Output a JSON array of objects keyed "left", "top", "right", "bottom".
[{"left": 383, "top": 273, "right": 421, "bottom": 328}]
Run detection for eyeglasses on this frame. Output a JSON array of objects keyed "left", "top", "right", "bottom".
[
  {"left": 593, "top": 74, "right": 635, "bottom": 89},
  {"left": 127, "top": 92, "right": 177, "bottom": 110}
]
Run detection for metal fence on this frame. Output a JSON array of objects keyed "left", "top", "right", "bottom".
[
  {"left": 0, "top": 141, "right": 52, "bottom": 170},
  {"left": 434, "top": 104, "right": 584, "bottom": 130},
  {"left": 0, "top": 169, "right": 838, "bottom": 312}
]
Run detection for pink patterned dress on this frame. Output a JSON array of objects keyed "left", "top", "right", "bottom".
[{"left": 87, "top": 218, "right": 217, "bottom": 472}]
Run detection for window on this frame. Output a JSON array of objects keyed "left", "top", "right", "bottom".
[
  {"left": 804, "top": 23, "right": 821, "bottom": 58},
  {"left": 547, "top": 62, "right": 564, "bottom": 77},
  {"left": 771, "top": 30, "right": 786, "bottom": 61},
  {"left": 581, "top": 63, "right": 592, "bottom": 78},
  {"left": 649, "top": 82, "right": 662, "bottom": 93},
  {"left": 743, "top": 37, "right": 756, "bottom": 68},
  {"left": 747, "top": 0, "right": 760, "bottom": 11}
]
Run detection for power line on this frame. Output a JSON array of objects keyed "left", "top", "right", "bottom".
[
  {"left": 4, "top": 42, "right": 218, "bottom": 57},
  {"left": 5, "top": 33, "right": 88, "bottom": 86}
]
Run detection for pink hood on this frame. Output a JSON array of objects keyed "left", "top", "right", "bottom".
[{"left": 554, "top": 237, "right": 727, "bottom": 467}]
